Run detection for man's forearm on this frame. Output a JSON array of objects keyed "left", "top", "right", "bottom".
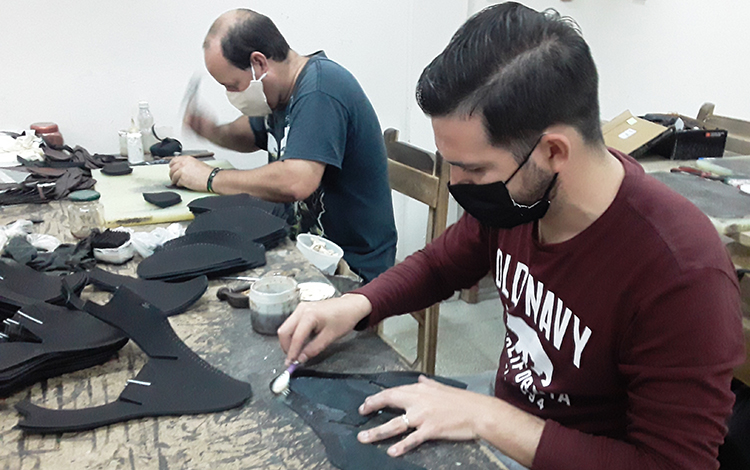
[
  {"left": 475, "top": 397, "right": 545, "bottom": 468},
  {"left": 205, "top": 117, "right": 258, "bottom": 153}
]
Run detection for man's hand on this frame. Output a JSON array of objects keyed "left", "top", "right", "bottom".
[
  {"left": 168, "top": 156, "right": 214, "bottom": 192},
  {"left": 183, "top": 107, "right": 220, "bottom": 141},
  {"left": 357, "top": 376, "right": 497, "bottom": 457},
  {"left": 277, "top": 293, "right": 372, "bottom": 365}
]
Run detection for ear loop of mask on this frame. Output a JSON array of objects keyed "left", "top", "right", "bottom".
[
  {"left": 504, "top": 134, "right": 546, "bottom": 185},
  {"left": 250, "top": 64, "right": 267, "bottom": 82}
]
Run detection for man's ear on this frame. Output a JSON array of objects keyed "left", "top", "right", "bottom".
[
  {"left": 249, "top": 51, "right": 269, "bottom": 75},
  {"left": 539, "top": 132, "right": 571, "bottom": 173}
]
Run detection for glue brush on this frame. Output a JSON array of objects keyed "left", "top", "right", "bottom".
[{"left": 270, "top": 361, "right": 299, "bottom": 396}]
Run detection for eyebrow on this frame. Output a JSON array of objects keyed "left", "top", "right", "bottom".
[{"left": 437, "top": 152, "right": 481, "bottom": 170}]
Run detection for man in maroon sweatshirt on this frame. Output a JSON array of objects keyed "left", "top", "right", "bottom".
[{"left": 278, "top": 3, "right": 745, "bottom": 469}]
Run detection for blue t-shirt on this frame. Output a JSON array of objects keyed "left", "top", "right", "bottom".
[{"left": 250, "top": 51, "right": 396, "bottom": 282}]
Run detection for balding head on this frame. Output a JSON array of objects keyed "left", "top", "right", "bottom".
[{"left": 203, "top": 9, "right": 290, "bottom": 70}]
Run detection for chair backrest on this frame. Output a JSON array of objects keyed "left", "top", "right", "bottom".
[
  {"left": 384, "top": 128, "right": 450, "bottom": 244},
  {"left": 696, "top": 102, "right": 750, "bottom": 155}
]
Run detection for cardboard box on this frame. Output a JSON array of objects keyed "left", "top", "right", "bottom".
[{"left": 602, "top": 110, "right": 670, "bottom": 158}]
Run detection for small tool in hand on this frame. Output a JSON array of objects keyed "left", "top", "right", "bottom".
[{"left": 270, "top": 361, "right": 300, "bottom": 396}]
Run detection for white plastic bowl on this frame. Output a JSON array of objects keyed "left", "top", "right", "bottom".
[{"left": 296, "top": 233, "right": 343, "bottom": 275}]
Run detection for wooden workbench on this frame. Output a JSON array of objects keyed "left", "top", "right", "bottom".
[{"left": 0, "top": 202, "right": 505, "bottom": 470}]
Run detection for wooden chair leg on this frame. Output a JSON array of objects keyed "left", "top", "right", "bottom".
[
  {"left": 460, "top": 285, "right": 480, "bottom": 304},
  {"left": 418, "top": 304, "right": 439, "bottom": 375}
]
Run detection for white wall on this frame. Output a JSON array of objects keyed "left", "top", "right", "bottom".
[
  {"left": 470, "top": 0, "right": 750, "bottom": 123},
  {"left": 2, "top": 1, "right": 749, "bottom": 261}
]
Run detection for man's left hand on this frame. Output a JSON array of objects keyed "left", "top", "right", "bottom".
[
  {"left": 169, "top": 156, "right": 214, "bottom": 192},
  {"left": 357, "top": 375, "right": 493, "bottom": 457}
]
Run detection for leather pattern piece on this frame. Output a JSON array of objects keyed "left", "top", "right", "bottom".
[
  {"left": 87, "top": 268, "right": 207, "bottom": 316},
  {"left": 186, "top": 206, "right": 289, "bottom": 249},
  {"left": 188, "top": 193, "right": 286, "bottom": 218},
  {"left": 143, "top": 191, "right": 181, "bottom": 208},
  {"left": 285, "top": 369, "right": 466, "bottom": 470},
  {"left": 137, "top": 240, "right": 265, "bottom": 281},
  {"left": 0, "top": 302, "right": 128, "bottom": 398},
  {"left": 101, "top": 161, "right": 132, "bottom": 176},
  {"left": 0, "top": 260, "right": 87, "bottom": 316},
  {"left": 15, "top": 286, "right": 253, "bottom": 434}
]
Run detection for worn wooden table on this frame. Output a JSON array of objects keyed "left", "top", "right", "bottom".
[{"left": 0, "top": 202, "right": 505, "bottom": 470}]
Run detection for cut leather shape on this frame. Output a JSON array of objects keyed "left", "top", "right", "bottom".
[
  {"left": 87, "top": 267, "right": 207, "bottom": 316},
  {"left": 284, "top": 369, "right": 466, "bottom": 470},
  {"left": 15, "top": 286, "right": 253, "bottom": 434},
  {"left": 0, "top": 302, "right": 127, "bottom": 398},
  {"left": 137, "top": 240, "right": 265, "bottom": 281},
  {"left": 101, "top": 161, "right": 132, "bottom": 176},
  {"left": 186, "top": 206, "right": 289, "bottom": 249},
  {"left": 188, "top": 193, "right": 286, "bottom": 218},
  {"left": 159, "top": 230, "right": 264, "bottom": 261},
  {"left": 143, "top": 191, "right": 181, "bottom": 208},
  {"left": 0, "top": 260, "right": 87, "bottom": 317}
]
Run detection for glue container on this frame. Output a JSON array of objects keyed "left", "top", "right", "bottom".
[
  {"left": 126, "top": 119, "right": 144, "bottom": 164},
  {"left": 247, "top": 276, "right": 299, "bottom": 335}
]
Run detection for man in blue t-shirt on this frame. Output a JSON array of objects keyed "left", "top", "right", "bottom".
[{"left": 171, "top": 9, "right": 397, "bottom": 282}]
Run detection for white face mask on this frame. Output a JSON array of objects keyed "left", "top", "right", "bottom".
[{"left": 226, "top": 66, "right": 272, "bottom": 116}]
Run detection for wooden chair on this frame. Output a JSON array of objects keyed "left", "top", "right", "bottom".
[
  {"left": 696, "top": 103, "right": 750, "bottom": 155},
  {"left": 381, "top": 128, "right": 450, "bottom": 374}
]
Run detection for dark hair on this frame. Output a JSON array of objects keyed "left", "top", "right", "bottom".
[
  {"left": 210, "top": 9, "right": 291, "bottom": 69},
  {"left": 416, "top": 2, "right": 603, "bottom": 158}
]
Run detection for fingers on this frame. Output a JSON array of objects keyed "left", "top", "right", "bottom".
[
  {"left": 358, "top": 414, "right": 411, "bottom": 445},
  {"left": 359, "top": 388, "right": 404, "bottom": 416},
  {"left": 282, "top": 310, "right": 319, "bottom": 365},
  {"left": 387, "top": 428, "right": 429, "bottom": 457}
]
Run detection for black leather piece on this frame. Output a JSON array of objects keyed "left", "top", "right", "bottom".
[
  {"left": 137, "top": 242, "right": 264, "bottom": 281},
  {"left": 158, "top": 230, "right": 265, "bottom": 262},
  {"left": 15, "top": 287, "right": 253, "bottom": 434},
  {"left": 0, "top": 260, "right": 87, "bottom": 316},
  {"left": 0, "top": 302, "right": 127, "bottom": 397},
  {"left": 188, "top": 193, "right": 286, "bottom": 218},
  {"left": 284, "top": 369, "right": 466, "bottom": 470},
  {"left": 87, "top": 268, "right": 207, "bottom": 316},
  {"left": 186, "top": 206, "right": 289, "bottom": 249},
  {"left": 143, "top": 191, "right": 181, "bottom": 208},
  {"left": 101, "top": 162, "right": 132, "bottom": 176}
]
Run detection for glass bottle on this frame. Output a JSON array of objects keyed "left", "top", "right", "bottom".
[{"left": 66, "top": 190, "right": 103, "bottom": 239}]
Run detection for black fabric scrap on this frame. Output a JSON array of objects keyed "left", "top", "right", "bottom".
[
  {"left": 90, "top": 229, "right": 130, "bottom": 249},
  {"left": 4, "top": 236, "right": 95, "bottom": 272}
]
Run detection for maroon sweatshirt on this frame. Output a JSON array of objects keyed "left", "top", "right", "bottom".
[{"left": 354, "top": 151, "right": 745, "bottom": 470}]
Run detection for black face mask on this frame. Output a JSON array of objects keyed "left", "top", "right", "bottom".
[{"left": 448, "top": 136, "right": 557, "bottom": 229}]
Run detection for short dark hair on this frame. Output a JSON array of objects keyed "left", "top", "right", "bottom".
[
  {"left": 416, "top": 2, "right": 603, "bottom": 158},
  {"left": 210, "top": 9, "right": 291, "bottom": 69}
]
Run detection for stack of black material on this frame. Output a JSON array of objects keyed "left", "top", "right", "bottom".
[
  {"left": 0, "top": 261, "right": 123, "bottom": 397},
  {"left": 15, "top": 286, "right": 253, "bottom": 433},
  {"left": 0, "top": 260, "right": 211, "bottom": 398},
  {"left": 0, "top": 302, "right": 128, "bottom": 397},
  {"left": 137, "top": 195, "right": 289, "bottom": 281}
]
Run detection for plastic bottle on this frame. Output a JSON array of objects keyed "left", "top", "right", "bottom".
[
  {"left": 137, "top": 101, "right": 157, "bottom": 153},
  {"left": 127, "top": 119, "right": 144, "bottom": 164}
]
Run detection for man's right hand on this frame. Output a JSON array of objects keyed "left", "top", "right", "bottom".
[
  {"left": 183, "top": 107, "right": 220, "bottom": 141},
  {"left": 278, "top": 293, "right": 373, "bottom": 366}
]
